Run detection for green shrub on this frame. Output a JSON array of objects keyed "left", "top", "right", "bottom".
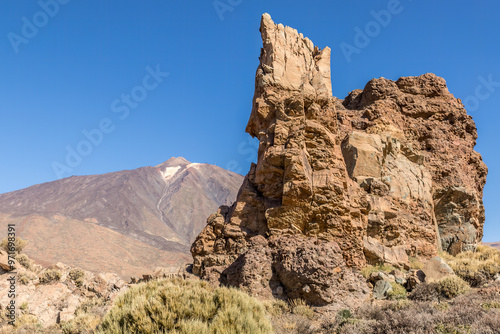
[
  {"left": 97, "top": 279, "right": 273, "bottom": 334},
  {"left": 15, "top": 254, "right": 32, "bottom": 270},
  {"left": 387, "top": 282, "right": 407, "bottom": 300},
  {"left": 438, "top": 276, "right": 470, "bottom": 299},
  {"left": 39, "top": 269, "right": 62, "bottom": 284}
]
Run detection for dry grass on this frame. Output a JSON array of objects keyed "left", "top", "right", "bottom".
[{"left": 440, "top": 245, "right": 500, "bottom": 286}]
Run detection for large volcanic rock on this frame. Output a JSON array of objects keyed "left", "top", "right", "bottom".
[{"left": 191, "top": 14, "right": 487, "bottom": 305}]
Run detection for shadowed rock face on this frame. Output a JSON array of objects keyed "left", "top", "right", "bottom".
[{"left": 191, "top": 14, "right": 487, "bottom": 305}]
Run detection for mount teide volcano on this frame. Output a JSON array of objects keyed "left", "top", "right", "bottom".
[{"left": 0, "top": 157, "right": 243, "bottom": 278}]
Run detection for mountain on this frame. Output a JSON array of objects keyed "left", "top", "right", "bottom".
[
  {"left": 485, "top": 242, "right": 500, "bottom": 250},
  {"left": 0, "top": 157, "right": 243, "bottom": 278}
]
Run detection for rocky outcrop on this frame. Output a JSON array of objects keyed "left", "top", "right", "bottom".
[
  {"left": 191, "top": 14, "right": 487, "bottom": 305},
  {"left": 0, "top": 256, "right": 127, "bottom": 327}
]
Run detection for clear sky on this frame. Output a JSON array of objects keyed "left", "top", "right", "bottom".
[{"left": 0, "top": 1, "right": 499, "bottom": 241}]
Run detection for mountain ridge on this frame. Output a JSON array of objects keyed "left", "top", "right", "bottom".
[{"left": 0, "top": 158, "right": 244, "bottom": 278}]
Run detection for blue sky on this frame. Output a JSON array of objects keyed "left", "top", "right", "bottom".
[{"left": 0, "top": 1, "right": 499, "bottom": 241}]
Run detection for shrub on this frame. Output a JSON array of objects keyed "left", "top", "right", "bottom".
[
  {"left": 0, "top": 237, "right": 27, "bottom": 254},
  {"left": 97, "top": 279, "right": 273, "bottom": 334},
  {"left": 289, "top": 299, "right": 314, "bottom": 319},
  {"left": 68, "top": 268, "right": 85, "bottom": 287},
  {"left": 387, "top": 282, "right": 407, "bottom": 300},
  {"left": 438, "top": 276, "right": 470, "bottom": 299},
  {"left": 20, "top": 302, "right": 28, "bottom": 311},
  {"left": 15, "top": 254, "right": 32, "bottom": 270},
  {"left": 440, "top": 245, "right": 500, "bottom": 286},
  {"left": 18, "top": 273, "right": 30, "bottom": 285},
  {"left": 482, "top": 301, "right": 500, "bottom": 311},
  {"left": 435, "top": 323, "right": 472, "bottom": 334},
  {"left": 409, "top": 283, "right": 441, "bottom": 302},
  {"left": 264, "top": 299, "right": 289, "bottom": 316},
  {"left": 39, "top": 269, "right": 62, "bottom": 284},
  {"left": 61, "top": 313, "right": 102, "bottom": 334}
]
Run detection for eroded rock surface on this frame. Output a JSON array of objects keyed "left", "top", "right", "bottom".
[{"left": 191, "top": 14, "right": 486, "bottom": 306}]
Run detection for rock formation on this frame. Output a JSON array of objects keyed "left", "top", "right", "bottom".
[{"left": 191, "top": 14, "right": 487, "bottom": 306}]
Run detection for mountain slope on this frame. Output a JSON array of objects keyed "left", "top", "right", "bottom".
[
  {"left": 485, "top": 242, "right": 500, "bottom": 250},
  {"left": 0, "top": 157, "right": 243, "bottom": 278}
]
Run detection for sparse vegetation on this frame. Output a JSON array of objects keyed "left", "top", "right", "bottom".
[
  {"left": 60, "top": 297, "right": 107, "bottom": 334},
  {"left": 15, "top": 254, "right": 32, "bottom": 270},
  {"left": 438, "top": 276, "right": 470, "bottom": 299},
  {"left": 387, "top": 282, "right": 407, "bottom": 300},
  {"left": 360, "top": 263, "right": 396, "bottom": 279},
  {"left": 0, "top": 237, "right": 27, "bottom": 254},
  {"left": 39, "top": 269, "right": 62, "bottom": 284},
  {"left": 18, "top": 272, "right": 31, "bottom": 285},
  {"left": 68, "top": 268, "right": 85, "bottom": 287},
  {"left": 289, "top": 299, "right": 315, "bottom": 319},
  {"left": 97, "top": 279, "right": 273, "bottom": 334},
  {"left": 409, "top": 256, "right": 424, "bottom": 270},
  {"left": 440, "top": 245, "right": 500, "bottom": 286},
  {"left": 20, "top": 302, "right": 28, "bottom": 311}
]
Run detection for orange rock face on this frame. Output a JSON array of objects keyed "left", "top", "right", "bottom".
[{"left": 191, "top": 14, "right": 487, "bottom": 305}]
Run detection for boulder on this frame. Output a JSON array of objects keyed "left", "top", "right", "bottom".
[
  {"left": 373, "top": 280, "right": 393, "bottom": 300},
  {"left": 421, "top": 256, "right": 455, "bottom": 283}
]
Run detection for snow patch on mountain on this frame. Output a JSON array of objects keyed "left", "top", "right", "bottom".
[{"left": 161, "top": 166, "right": 181, "bottom": 180}]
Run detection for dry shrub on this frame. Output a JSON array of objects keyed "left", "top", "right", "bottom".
[
  {"left": 409, "top": 283, "right": 442, "bottom": 302},
  {"left": 97, "top": 279, "right": 272, "bottom": 334},
  {"left": 331, "top": 285, "right": 500, "bottom": 334},
  {"left": 438, "top": 276, "right": 470, "bottom": 299},
  {"left": 15, "top": 254, "right": 31, "bottom": 270},
  {"left": 61, "top": 297, "right": 107, "bottom": 334},
  {"left": 39, "top": 269, "right": 62, "bottom": 284},
  {"left": 289, "top": 299, "right": 315, "bottom": 319},
  {"left": 441, "top": 245, "right": 500, "bottom": 286},
  {"left": 0, "top": 237, "right": 27, "bottom": 254},
  {"left": 68, "top": 268, "right": 85, "bottom": 287}
]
